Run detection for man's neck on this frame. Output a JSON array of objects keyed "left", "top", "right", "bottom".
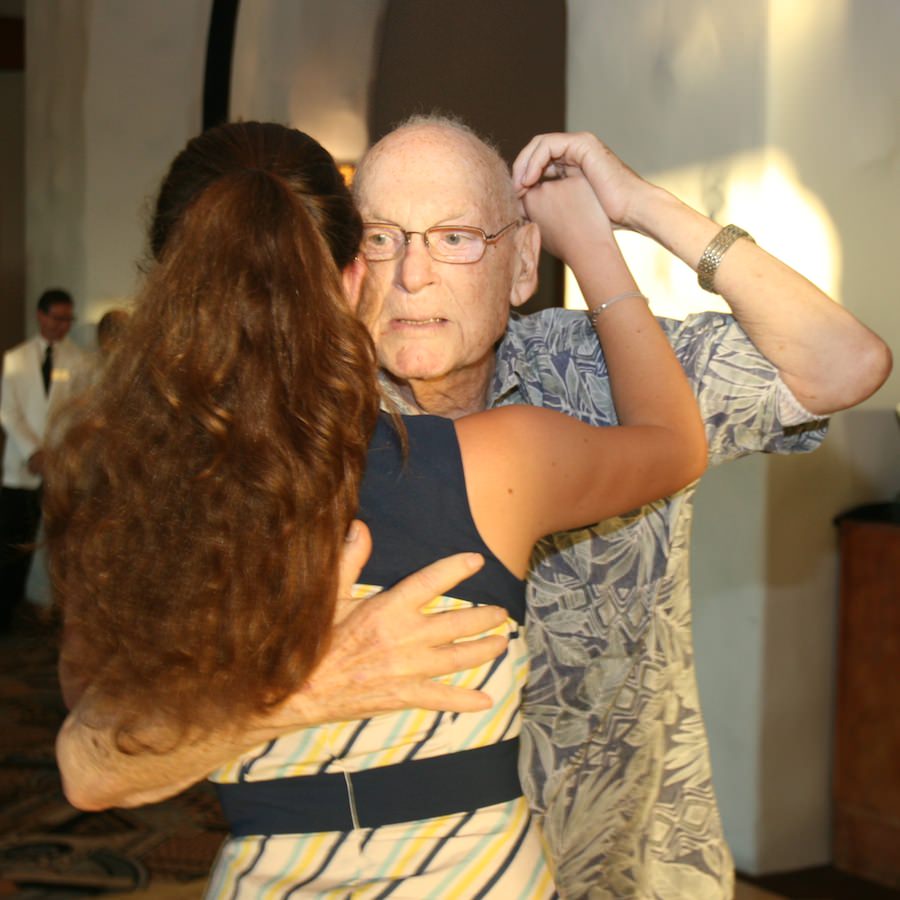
[{"left": 384, "top": 358, "right": 494, "bottom": 420}]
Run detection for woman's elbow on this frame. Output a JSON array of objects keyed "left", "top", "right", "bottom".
[
  {"left": 684, "top": 418, "right": 709, "bottom": 482},
  {"left": 669, "top": 428, "right": 708, "bottom": 493},
  {"left": 686, "top": 446, "right": 709, "bottom": 485},
  {"left": 679, "top": 444, "right": 708, "bottom": 490}
]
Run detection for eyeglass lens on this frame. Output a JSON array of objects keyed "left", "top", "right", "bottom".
[{"left": 361, "top": 225, "right": 487, "bottom": 263}]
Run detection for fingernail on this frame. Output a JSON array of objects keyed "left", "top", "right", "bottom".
[{"left": 463, "top": 552, "right": 484, "bottom": 571}]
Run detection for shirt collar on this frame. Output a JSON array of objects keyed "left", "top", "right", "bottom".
[
  {"left": 377, "top": 372, "right": 420, "bottom": 415},
  {"left": 490, "top": 316, "right": 533, "bottom": 407}
]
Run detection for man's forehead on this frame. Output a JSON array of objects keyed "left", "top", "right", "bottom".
[{"left": 358, "top": 126, "right": 506, "bottom": 221}]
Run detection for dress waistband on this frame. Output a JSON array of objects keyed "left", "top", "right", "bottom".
[{"left": 215, "top": 737, "right": 522, "bottom": 835}]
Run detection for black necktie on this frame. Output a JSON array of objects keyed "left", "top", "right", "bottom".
[{"left": 42, "top": 344, "right": 53, "bottom": 395}]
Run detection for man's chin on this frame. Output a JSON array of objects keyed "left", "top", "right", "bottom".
[{"left": 378, "top": 354, "right": 451, "bottom": 385}]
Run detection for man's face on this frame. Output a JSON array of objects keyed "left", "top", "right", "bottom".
[
  {"left": 355, "top": 128, "right": 526, "bottom": 402},
  {"left": 38, "top": 302, "right": 75, "bottom": 342}
]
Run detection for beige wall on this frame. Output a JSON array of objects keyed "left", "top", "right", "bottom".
[{"left": 568, "top": 0, "right": 899, "bottom": 874}]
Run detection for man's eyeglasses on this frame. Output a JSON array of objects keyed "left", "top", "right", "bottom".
[
  {"left": 42, "top": 312, "right": 76, "bottom": 324},
  {"left": 361, "top": 220, "right": 522, "bottom": 264}
]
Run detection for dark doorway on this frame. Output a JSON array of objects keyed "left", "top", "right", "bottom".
[{"left": 368, "top": 0, "right": 567, "bottom": 313}]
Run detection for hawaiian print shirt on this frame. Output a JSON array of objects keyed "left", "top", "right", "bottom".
[{"left": 491, "top": 308, "right": 827, "bottom": 899}]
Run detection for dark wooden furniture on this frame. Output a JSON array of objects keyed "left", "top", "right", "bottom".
[{"left": 833, "top": 503, "right": 900, "bottom": 889}]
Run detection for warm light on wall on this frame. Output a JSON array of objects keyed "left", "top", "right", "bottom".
[
  {"left": 564, "top": 147, "right": 842, "bottom": 320},
  {"left": 338, "top": 163, "right": 357, "bottom": 186}
]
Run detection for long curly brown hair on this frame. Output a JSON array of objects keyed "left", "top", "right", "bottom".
[{"left": 43, "top": 122, "right": 379, "bottom": 748}]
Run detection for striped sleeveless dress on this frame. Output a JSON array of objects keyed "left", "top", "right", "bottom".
[{"left": 206, "top": 414, "right": 556, "bottom": 898}]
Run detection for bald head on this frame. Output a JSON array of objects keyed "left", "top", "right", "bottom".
[{"left": 354, "top": 116, "right": 519, "bottom": 224}]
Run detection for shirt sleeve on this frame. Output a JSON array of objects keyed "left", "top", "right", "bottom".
[
  {"left": 496, "top": 308, "right": 828, "bottom": 468},
  {"left": 668, "top": 312, "right": 827, "bottom": 466}
]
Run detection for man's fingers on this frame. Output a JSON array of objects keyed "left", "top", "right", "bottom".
[
  {"left": 325, "top": 550, "right": 506, "bottom": 721},
  {"left": 406, "top": 682, "right": 495, "bottom": 714},
  {"left": 513, "top": 134, "right": 574, "bottom": 189},
  {"left": 334, "top": 520, "right": 372, "bottom": 622},
  {"left": 513, "top": 132, "right": 605, "bottom": 195},
  {"left": 384, "top": 552, "right": 485, "bottom": 612},
  {"left": 512, "top": 141, "right": 550, "bottom": 190},
  {"left": 427, "top": 633, "right": 509, "bottom": 678},
  {"left": 422, "top": 604, "right": 508, "bottom": 646},
  {"left": 326, "top": 679, "right": 498, "bottom": 718}
]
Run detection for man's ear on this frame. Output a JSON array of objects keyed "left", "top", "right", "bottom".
[
  {"left": 341, "top": 256, "right": 368, "bottom": 310},
  {"left": 509, "top": 220, "right": 540, "bottom": 309}
]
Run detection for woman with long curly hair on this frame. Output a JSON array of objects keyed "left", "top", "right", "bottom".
[
  {"left": 47, "top": 121, "right": 706, "bottom": 896},
  {"left": 45, "top": 122, "right": 378, "bottom": 744}
]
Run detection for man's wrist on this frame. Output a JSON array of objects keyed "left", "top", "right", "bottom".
[
  {"left": 250, "top": 684, "right": 328, "bottom": 736},
  {"left": 624, "top": 181, "right": 678, "bottom": 239}
]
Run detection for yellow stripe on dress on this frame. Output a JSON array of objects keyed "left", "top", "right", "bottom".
[
  {"left": 430, "top": 797, "right": 533, "bottom": 898},
  {"left": 368, "top": 808, "right": 466, "bottom": 886},
  {"left": 204, "top": 833, "right": 262, "bottom": 898},
  {"left": 254, "top": 831, "right": 354, "bottom": 899}
]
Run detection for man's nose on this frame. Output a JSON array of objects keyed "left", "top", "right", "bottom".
[{"left": 395, "top": 233, "right": 437, "bottom": 294}]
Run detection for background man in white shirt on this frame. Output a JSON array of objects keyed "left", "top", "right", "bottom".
[{"left": 0, "top": 288, "right": 85, "bottom": 632}]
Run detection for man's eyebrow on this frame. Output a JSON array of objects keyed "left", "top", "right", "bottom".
[{"left": 363, "top": 211, "right": 481, "bottom": 228}]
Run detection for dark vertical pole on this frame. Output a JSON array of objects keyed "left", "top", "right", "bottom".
[{"left": 203, "top": 0, "right": 240, "bottom": 130}]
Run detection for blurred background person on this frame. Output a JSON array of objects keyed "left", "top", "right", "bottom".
[{"left": 0, "top": 288, "right": 86, "bottom": 633}]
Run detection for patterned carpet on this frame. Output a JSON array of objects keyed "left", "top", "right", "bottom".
[
  {"left": 3, "top": 611, "right": 897, "bottom": 900},
  {"left": 0, "top": 611, "right": 226, "bottom": 898}
]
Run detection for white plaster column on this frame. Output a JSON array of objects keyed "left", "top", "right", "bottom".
[
  {"left": 231, "top": 0, "right": 386, "bottom": 163},
  {"left": 26, "top": 0, "right": 212, "bottom": 341},
  {"left": 25, "top": 0, "right": 89, "bottom": 332}
]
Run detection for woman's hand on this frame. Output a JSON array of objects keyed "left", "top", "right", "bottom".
[{"left": 517, "top": 167, "right": 614, "bottom": 265}]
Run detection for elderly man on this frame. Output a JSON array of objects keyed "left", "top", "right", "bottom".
[
  {"left": 0, "top": 288, "right": 86, "bottom": 632},
  {"left": 348, "top": 119, "right": 890, "bottom": 898},
  {"left": 57, "top": 121, "right": 890, "bottom": 899}
]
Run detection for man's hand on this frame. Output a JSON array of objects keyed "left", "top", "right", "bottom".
[
  {"left": 513, "top": 162, "right": 615, "bottom": 266},
  {"left": 512, "top": 132, "right": 646, "bottom": 231},
  {"left": 57, "top": 521, "right": 508, "bottom": 811},
  {"left": 287, "top": 520, "right": 508, "bottom": 723}
]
